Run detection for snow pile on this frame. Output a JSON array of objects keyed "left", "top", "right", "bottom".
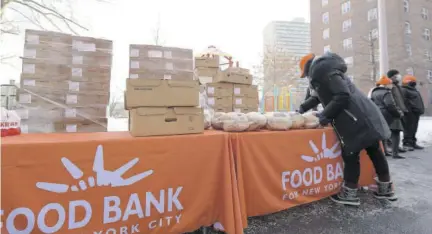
[{"left": 417, "top": 117, "right": 432, "bottom": 147}]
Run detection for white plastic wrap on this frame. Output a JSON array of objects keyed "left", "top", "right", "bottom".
[
  {"left": 211, "top": 112, "right": 226, "bottom": 130},
  {"left": 246, "top": 112, "right": 267, "bottom": 131},
  {"left": 303, "top": 111, "right": 320, "bottom": 129},
  {"left": 200, "top": 85, "right": 214, "bottom": 130},
  {"left": 265, "top": 112, "right": 293, "bottom": 131},
  {"left": 221, "top": 112, "right": 250, "bottom": 132},
  {"left": 288, "top": 111, "right": 306, "bottom": 129}
]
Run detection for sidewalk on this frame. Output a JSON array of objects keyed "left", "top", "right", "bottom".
[{"left": 242, "top": 147, "right": 432, "bottom": 234}]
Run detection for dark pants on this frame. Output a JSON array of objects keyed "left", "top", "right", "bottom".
[
  {"left": 403, "top": 112, "right": 420, "bottom": 146},
  {"left": 386, "top": 130, "right": 401, "bottom": 155},
  {"left": 343, "top": 141, "right": 390, "bottom": 187}
]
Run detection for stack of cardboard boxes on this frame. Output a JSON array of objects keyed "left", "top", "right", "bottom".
[
  {"left": 17, "top": 29, "right": 112, "bottom": 133},
  {"left": 195, "top": 56, "right": 259, "bottom": 113},
  {"left": 125, "top": 45, "right": 203, "bottom": 137}
]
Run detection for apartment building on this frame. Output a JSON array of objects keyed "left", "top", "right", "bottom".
[{"left": 311, "top": 0, "right": 432, "bottom": 115}]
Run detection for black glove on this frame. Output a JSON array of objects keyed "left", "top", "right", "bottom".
[
  {"left": 298, "top": 106, "right": 305, "bottom": 114},
  {"left": 316, "top": 112, "right": 331, "bottom": 126}
]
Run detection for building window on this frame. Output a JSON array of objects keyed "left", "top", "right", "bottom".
[
  {"left": 405, "top": 22, "right": 411, "bottom": 34},
  {"left": 424, "top": 28, "right": 430, "bottom": 40},
  {"left": 428, "top": 70, "right": 432, "bottom": 82},
  {"left": 342, "top": 19, "right": 352, "bottom": 32},
  {"left": 425, "top": 50, "right": 431, "bottom": 61},
  {"left": 344, "top": 56, "right": 354, "bottom": 67},
  {"left": 406, "top": 44, "right": 412, "bottom": 57},
  {"left": 368, "top": 8, "right": 378, "bottom": 21},
  {"left": 422, "top": 8, "right": 429, "bottom": 20},
  {"left": 343, "top": 38, "right": 353, "bottom": 50},
  {"left": 406, "top": 67, "right": 414, "bottom": 75},
  {"left": 323, "top": 28, "right": 330, "bottom": 39},
  {"left": 369, "top": 28, "right": 379, "bottom": 40},
  {"left": 404, "top": 0, "right": 409, "bottom": 13},
  {"left": 322, "top": 12, "right": 329, "bottom": 24},
  {"left": 322, "top": 0, "right": 328, "bottom": 7},
  {"left": 324, "top": 45, "right": 331, "bottom": 53},
  {"left": 341, "top": 1, "right": 351, "bottom": 15}
]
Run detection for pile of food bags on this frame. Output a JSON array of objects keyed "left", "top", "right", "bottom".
[{"left": 207, "top": 111, "right": 321, "bottom": 132}]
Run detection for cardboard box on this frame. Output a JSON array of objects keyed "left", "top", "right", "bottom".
[
  {"left": 195, "top": 56, "right": 219, "bottom": 68},
  {"left": 207, "top": 96, "right": 233, "bottom": 109},
  {"left": 25, "top": 29, "right": 72, "bottom": 46},
  {"left": 213, "top": 106, "right": 233, "bottom": 113},
  {"left": 71, "top": 52, "right": 112, "bottom": 67},
  {"left": 205, "top": 83, "right": 233, "bottom": 97},
  {"left": 130, "top": 45, "right": 193, "bottom": 60},
  {"left": 70, "top": 65, "right": 111, "bottom": 82},
  {"left": 129, "top": 107, "right": 204, "bottom": 137},
  {"left": 72, "top": 36, "right": 113, "bottom": 52},
  {"left": 233, "top": 84, "right": 259, "bottom": 97},
  {"left": 23, "top": 44, "right": 71, "bottom": 65},
  {"left": 21, "top": 59, "right": 71, "bottom": 80},
  {"left": 21, "top": 118, "right": 108, "bottom": 133},
  {"left": 125, "top": 79, "right": 199, "bottom": 109},
  {"left": 18, "top": 91, "right": 109, "bottom": 108},
  {"left": 233, "top": 107, "right": 259, "bottom": 113},
  {"left": 130, "top": 58, "right": 193, "bottom": 73},
  {"left": 232, "top": 96, "right": 258, "bottom": 108},
  {"left": 129, "top": 70, "right": 194, "bottom": 81},
  {"left": 17, "top": 106, "right": 106, "bottom": 122},
  {"left": 196, "top": 67, "right": 220, "bottom": 84},
  {"left": 217, "top": 67, "right": 253, "bottom": 85}
]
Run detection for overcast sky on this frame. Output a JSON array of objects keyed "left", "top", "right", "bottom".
[{"left": 0, "top": 0, "right": 310, "bottom": 91}]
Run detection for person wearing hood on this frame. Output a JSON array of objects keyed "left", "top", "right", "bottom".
[
  {"left": 401, "top": 75, "right": 425, "bottom": 150},
  {"left": 370, "top": 76, "right": 405, "bottom": 159},
  {"left": 298, "top": 52, "right": 396, "bottom": 207},
  {"left": 387, "top": 69, "right": 410, "bottom": 153}
]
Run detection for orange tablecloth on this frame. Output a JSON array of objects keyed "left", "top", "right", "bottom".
[
  {"left": 230, "top": 128, "right": 376, "bottom": 224},
  {"left": 1, "top": 131, "right": 243, "bottom": 234}
]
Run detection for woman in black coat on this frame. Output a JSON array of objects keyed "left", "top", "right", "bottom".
[
  {"left": 370, "top": 76, "right": 405, "bottom": 159},
  {"left": 298, "top": 52, "right": 396, "bottom": 207}
]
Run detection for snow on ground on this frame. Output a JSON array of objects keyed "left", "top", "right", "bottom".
[{"left": 108, "top": 117, "right": 432, "bottom": 146}]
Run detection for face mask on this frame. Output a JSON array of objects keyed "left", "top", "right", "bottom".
[{"left": 395, "top": 74, "right": 402, "bottom": 82}]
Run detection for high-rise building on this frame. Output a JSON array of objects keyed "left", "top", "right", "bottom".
[
  {"left": 262, "top": 18, "right": 311, "bottom": 98},
  {"left": 310, "top": 0, "right": 431, "bottom": 115}
]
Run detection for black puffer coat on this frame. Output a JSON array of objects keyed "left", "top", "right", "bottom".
[
  {"left": 300, "top": 52, "right": 391, "bottom": 155},
  {"left": 370, "top": 86, "right": 403, "bottom": 131},
  {"left": 402, "top": 85, "right": 425, "bottom": 115}
]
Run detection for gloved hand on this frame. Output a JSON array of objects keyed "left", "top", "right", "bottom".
[
  {"left": 298, "top": 106, "right": 305, "bottom": 114},
  {"left": 315, "top": 112, "right": 331, "bottom": 126}
]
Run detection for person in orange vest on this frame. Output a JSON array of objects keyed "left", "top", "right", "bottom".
[
  {"left": 370, "top": 75, "right": 405, "bottom": 159},
  {"left": 298, "top": 52, "right": 397, "bottom": 206},
  {"left": 401, "top": 75, "right": 425, "bottom": 150}
]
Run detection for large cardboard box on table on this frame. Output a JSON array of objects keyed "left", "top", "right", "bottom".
[
  {"left": 196, "top": 67, "right": 253, "bottom": 85},
  {"left": 125, "top": 79, "right": 199, "bottom": 109},
  {"left": 129, "top": 107, "right": 203, "bottom": 137},
  {"left": 204, "top": 82, "right": 233, "bottom": 97},
  {"left": 129, "top": 44, "right": 194, "bottom": 80},
  {"left": 21, "top": 118, "right": 107, "bottom": 133},
  {"left": 195, "top": 56, "right": 220, "bottom": 68}
]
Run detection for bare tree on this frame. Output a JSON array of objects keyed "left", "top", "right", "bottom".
[
  {"left": 259, "top": 44, "right": 298, "bottom": 95},
  {"left": 352, "top": 31, "right": 380, "bottom": 85},
  {"left": 108, "top": 93, "right": 121, "bottom": 118},
  {"left": 151, "top": 13, "right": 165, "bottom": 46},
  {"left": 1, "top": 0, "right": 111, "bottom": 36}
]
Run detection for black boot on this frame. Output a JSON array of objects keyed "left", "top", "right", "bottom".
[
  {"left": 403, "top": 144, "right": 414, "bottom": 151},
  {"left": 330, "top": 184, "right": 360, "bottom": 206},
  {"left": 413, "top": 143, "right": 424, "bottom": 150},
  {"left": 392, "top": 132, "right": 405, "bottom": 159},
  {"left": 398, "top": 147, "right": 407, "bottom": 153},
  {"left": 373, "top": 179, "right": 398, "bottom": 201}
]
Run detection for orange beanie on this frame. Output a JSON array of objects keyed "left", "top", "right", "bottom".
[
  {"left": 299, "top": 53, "right": 315, "bottom": 78},
  {"left": 402, "top": 75, "right": 417, "bottom": 84},
  {"left": 376, "top": 75, "right": 393, "bottom": 85}
]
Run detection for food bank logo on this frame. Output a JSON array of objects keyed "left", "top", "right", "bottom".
[
  {"left": 281, "top": 132, "right": 343, "bottom": 197},
  {"left": 36, "top": 145, "right": 154, "bottom": 193},
  {"left": 300, "top": 132, "right": 341, "bottom": 163}
]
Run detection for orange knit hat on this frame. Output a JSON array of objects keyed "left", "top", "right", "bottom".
[
  {"left": 299, "top": 53, "right": 315, "bottom": 78},
  {"left": 376, "top": 75, "right": 393, "bottom": 85},
  {"left": 402, "top": 75, "right": 417, "bottom": 84}
]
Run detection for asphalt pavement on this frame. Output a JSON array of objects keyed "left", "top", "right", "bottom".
[{"left": 240, "top": 146, "right": 432, "bottom": 234}]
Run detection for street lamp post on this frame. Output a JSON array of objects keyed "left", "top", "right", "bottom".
[{"left": 378, "top": 0, "right": 389, "bottom": 76}]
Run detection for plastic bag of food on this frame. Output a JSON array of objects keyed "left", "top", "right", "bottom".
[
  {"left": 211, "top": 112, "right": 226, "bottom": 130},
  {"left": 288, "top": 111, "right": 306, "bottom": 129},
  {"left": 204, "top": 109, "right": 212, "bottom": 130},
  {"left": 265, "top": 112, "right": 293, "bottom": 131},
  {"left": 246, "top": 112, "right": 267, "bottom": 131},
  {"left": 303, "top": 111, "right": 320, "bottom": 129},
  {"left": 221, "top": 112, "right": 250, "bottom": 132}
]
